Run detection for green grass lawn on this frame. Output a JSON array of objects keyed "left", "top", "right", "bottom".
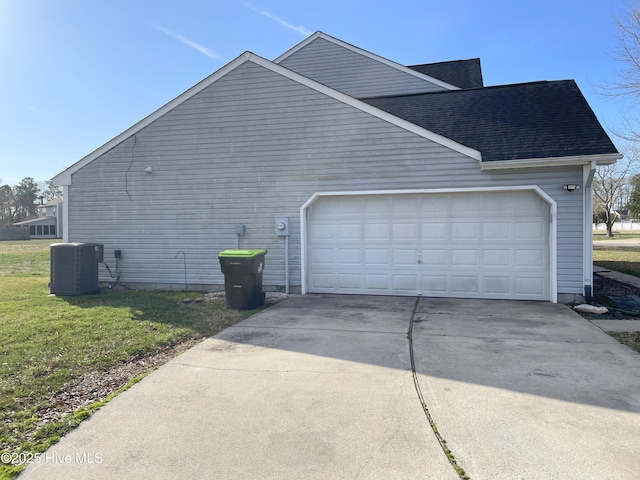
[
  {"left": 0, "top": 240, "right": 262, "bottom": 479},
  {"left": 593, "top": 249, "right": 640, "bottom": 278}
]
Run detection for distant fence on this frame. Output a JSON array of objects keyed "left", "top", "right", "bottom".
[
  {"left": 593, "top": 220, "right": 640, "bottom": 232},
  {"left": 0, "top": 226, "right": 30, "bottom": 241}
]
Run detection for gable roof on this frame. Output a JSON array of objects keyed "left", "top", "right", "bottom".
[
  {"left": 52, "top": 33, "right": 620, "bottom": 185},
  {"left": 407, "top": 59, "right": 484, "bottom": 89},
  {"left": 362, "top": 80, "right": 619, "bottom": 163},
  {"left": 51, "top": 51, "right": 479, "bottom": 186},
  {"left": 274, "top": 31, "right": 460, "bottom": 92}
]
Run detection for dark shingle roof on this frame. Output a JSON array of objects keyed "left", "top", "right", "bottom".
[
  {"left": 362, "top": 80, "right": 618, "bottom": 161},
  {"left": 408, "top": 59, "right": 483, "bottom": 89}
]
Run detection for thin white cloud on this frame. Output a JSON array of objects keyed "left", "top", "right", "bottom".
[
  {"left": 151, "top": 24, "right": 225, "bottom": 60},
  {"left": 244, "top": 3, "right": 311, "bottom": 36}
]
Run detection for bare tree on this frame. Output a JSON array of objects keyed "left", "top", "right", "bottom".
[
  {"left": 592, "top": 5, "right": 640, "bottom": 234},
  {"left": 593, "top": 154, "right": 636, "bottom": 236},
  {"left": 602, "top": 4, "right": 640, "bottom": 140},
  {"left": 37, "top": 180, "right": 62, "bottom": 202}
]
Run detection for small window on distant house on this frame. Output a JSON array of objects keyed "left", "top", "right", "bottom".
[
  {"left": 36, "top": 225, "right": 42, "bottom": 235},
  {"left": 43, "top": 225, "right": 50, "bottom": 235},
  {"left": 30, "top": 225, "right": 35, "bottom": 235},
  {"left": 50, "top": 225, "right": 56, "bottom": 236}
]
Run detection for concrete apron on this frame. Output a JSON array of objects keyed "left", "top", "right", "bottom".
[
  {"left": 412, "top": 298, "right": 640, "bottom": 480},
  {"left": 20, "top": 295, "right": 457, "bottom": 480},
  {"left": 20, "top": 295, "right": 640, "bottom": 480}
]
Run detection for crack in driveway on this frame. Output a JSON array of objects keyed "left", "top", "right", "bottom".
[{"left": 409, "top": 296, "right": 470, "bottom": 480}]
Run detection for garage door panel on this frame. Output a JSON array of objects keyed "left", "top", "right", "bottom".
[
  {"left": 307, "top": 191, "right": 550, "bottom": 300},
  {"left": 516, "top": 221, "right": 546, "bottom": 239},
  {"left": 338, "top": 274, "right": 361, "bottom": 289},
  {"left": 393, "top": 274, "right": 419, "bottom": 292},
  {"left": 483, "top": 222, "right": 511, "bottom": 240},
  {"left": 452, "top": 249, "right": 478, "bottom": 266},
  {"left": 392, "top": 223, "right": 419, "bottom": 240},
  {"left": 337, "top": 249, "right": 361, "bottom": 264},
  {"left": 364, "top": 224, "right": 389, "bottom": 240},
  {"left": 452, "top": 195, "right": 481, "bottom": 214},
  {"left": 337, "top": 224, "right": 361, "bottom": 240},
  {"left": 392, "top": 197, "right": 421, "bottom": 215},
  {"left": 483, "top": 276, "right": 512, "bottom": 295},
  {"left": 515, "top": 249, "right": 545, "bottom": 267},
  {"left": 365, "top": 275, "right": 390, "bottom": 290},
  {"left": 451, "top": 222, "right": 479, "bottom": 239},
  {"left": 452, "top": 276, "right": 479, "bottom": 294},
  {"left": 516, "top": 277, "right": 546, "bottom": 296},
  {"left": 309, "top": 273, "right": 335, "bottom": 290},
  {"left": 484, "top": 249, "right": 511, "bottom": 267},
  {"left": 515, "top": 195, "right": 547, "bottom": 214},
  {"left": 422, "top": 275, "right": 448, "bottom": 293},
  {"left": 420, "top": 197, "right": 449, "bottom": 216},
  {"left": 364, "top": 198, "right": 390, "bottom": 214},
  {"left": 482, "top": 195, "right": 510, "bottom": 214},
  {"left": 310, "top": 248, "right": 336, "bottom": 264},
  {"left": 422, "top": 249, "right": 447, "bottom": 265},
  {"left": 393, "top": 249, "right": 417, "bottom": 265},
  {"left": 422, "top": 223, "right": 447, "bottom": 240},
  {"left": 365, "top": 249, "right": 389, "bottom": 265},
  {"left": 309, "top": 223, "right": 335, "bottom": 239}
]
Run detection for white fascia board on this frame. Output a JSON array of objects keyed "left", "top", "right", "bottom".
[
  {"left": 50, "top": 52, "right": 255, "bottom": 186},
  {"left": 274, "top": 31, "right": 460, "bottom": 92},
  {"left": 252, "top": 54, "right": 480, "bottom": 160},
  {"left": 480, "top": 153, "right": 622, "bottom": 171},
  {"left": 273, "top": 31, "right": 322, "bottom": 64}
]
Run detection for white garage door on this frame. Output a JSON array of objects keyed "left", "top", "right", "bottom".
[{"left": 306, "top": 191, "right": 550, "bottom": 300}]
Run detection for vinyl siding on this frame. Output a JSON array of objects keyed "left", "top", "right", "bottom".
[
  {"left": 67, "top": 60, "right": 585, "bottom": 295},
  {"left": 277, "top": 37, "right": 449, "bottom": 97}
]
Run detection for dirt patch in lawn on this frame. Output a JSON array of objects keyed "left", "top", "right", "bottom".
[
  {"left": 30, "top": 339, "right": 200, "bottom": 440},
  {"left": 609, "top": 332, "right": 640, "bottom": 353}
]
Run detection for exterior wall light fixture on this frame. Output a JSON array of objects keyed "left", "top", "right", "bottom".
[{"left": 563, "top": 184, "right": 580, "bottom": 191}]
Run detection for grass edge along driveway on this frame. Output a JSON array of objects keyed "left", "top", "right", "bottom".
[{"left": 0, "top": 240, "right": 272, "bottom": 479}]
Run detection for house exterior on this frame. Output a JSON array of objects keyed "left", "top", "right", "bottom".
[
  {"left": 13, "top": 197, "right": 63, "bottom": 239},
  {"left": 51, "top": 32, "right": 620, "bottom": 303}
]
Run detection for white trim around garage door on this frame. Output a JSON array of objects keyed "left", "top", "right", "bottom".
[{"left": 300, "top": 186, "right": 558, "bottom": 302}]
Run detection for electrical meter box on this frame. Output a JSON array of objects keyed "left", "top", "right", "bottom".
[{"left": 275, "top": 217, "right": 289, "bottom": 236}]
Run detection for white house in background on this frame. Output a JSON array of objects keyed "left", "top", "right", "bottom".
[
  {"left": 50, "top": 32, "right": 621, "bottom": 302},
  {"left": 13, "top": 197, "right": 64, "bottom": 239}
]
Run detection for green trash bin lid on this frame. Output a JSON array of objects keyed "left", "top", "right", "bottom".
[{"left": 218, "top": 249, "right": 267, "bottom": 258}]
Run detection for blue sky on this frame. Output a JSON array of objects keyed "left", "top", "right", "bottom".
[{"left": 0, "top": 0, "right": 633, "bottom": 187}]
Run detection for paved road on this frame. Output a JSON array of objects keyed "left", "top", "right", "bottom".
[{"left": 594, "top": 238, "right": 640, "bottom": 248}]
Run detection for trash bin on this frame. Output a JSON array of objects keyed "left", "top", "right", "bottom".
[{"left": 219, "top": 249, "right": 267, "bottom": 310}]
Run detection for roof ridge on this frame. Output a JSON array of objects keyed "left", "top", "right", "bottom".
[
  {"left": 407, "top": 58, "right": 480, "bottom": 67},
  {"left": 359, "top": 80, "right": 576, "bottom": 101}
]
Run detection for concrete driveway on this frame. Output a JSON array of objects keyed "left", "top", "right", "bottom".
[{"left": 19, "top": 295, "right": 640, "bottom": 480}]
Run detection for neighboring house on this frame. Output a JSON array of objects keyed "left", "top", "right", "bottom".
[
  {"left": 13, "top": 197, "right": 64, "bottom": 239},
  {"left": 51, "top": 32, "right": 620, "bottom": 302}
]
